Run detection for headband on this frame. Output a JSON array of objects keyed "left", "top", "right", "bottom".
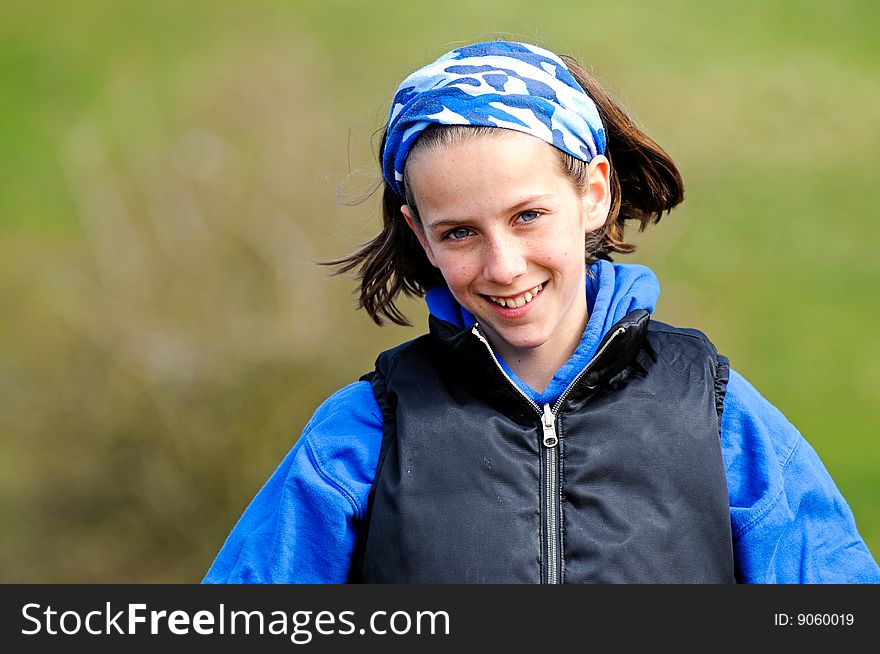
[{"left": 382, "top": 40, "right": 607, "bottom": 198}]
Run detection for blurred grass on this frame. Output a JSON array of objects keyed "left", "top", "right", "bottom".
[{"left": 1, "top": 0, "right": 878, "bottom": 581}]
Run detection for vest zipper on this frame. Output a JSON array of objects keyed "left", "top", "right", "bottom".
[
  {"left": 471, "top": 324, "right": 627, "bottom": 584},
  {"left": 541, "top": 403, "right": 560, "bottom": 583}
]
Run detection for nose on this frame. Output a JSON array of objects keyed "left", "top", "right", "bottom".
[{"left": 482, "top": 234, "right": 527, "bottom": 286}]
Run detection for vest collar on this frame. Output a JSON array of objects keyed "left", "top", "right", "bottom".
[{"left": 428, "top": 309, "right": 651, "bottom": 413}]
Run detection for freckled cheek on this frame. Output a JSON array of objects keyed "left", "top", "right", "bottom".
[
  {"left": 532, "top": 227, "right": 585, "bottom": 270},
  {"left": 530, "top": 243, "right": 570, "bottom": 269},
  {"left": 434, "top": 255, "right": 480, "bottom": 291}
]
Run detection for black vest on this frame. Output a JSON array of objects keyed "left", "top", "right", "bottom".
[{"left": 351, "top": 310, "right": 735, "bottom": 583}]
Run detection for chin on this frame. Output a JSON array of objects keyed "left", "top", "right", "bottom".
[{"left": 487, "top": 327, "right": 552, "bottom": 352}]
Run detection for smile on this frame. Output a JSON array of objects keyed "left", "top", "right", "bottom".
[{"left": 487, "top": 284, "right": 544, "bottom": 309}]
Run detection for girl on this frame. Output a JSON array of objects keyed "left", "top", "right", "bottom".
[{"left": 204, "top": 41, "right": 879, "bottom": 583}]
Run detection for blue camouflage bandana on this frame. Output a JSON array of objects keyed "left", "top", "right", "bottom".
[{"left": 382, "top": 40, "right": 607, "bottom": 198}]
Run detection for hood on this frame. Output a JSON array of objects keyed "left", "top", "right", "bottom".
[{"left": 424, "top": 259, "right": 660, "bottom": 405}]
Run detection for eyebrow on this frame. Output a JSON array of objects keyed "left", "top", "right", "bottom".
[{"left": 426, "top": 195, "right": 555, "bottom": 231}]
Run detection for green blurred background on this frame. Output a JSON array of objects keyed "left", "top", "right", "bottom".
[{"left": 1, "top": 0, "right": 878, "bottom": 582}]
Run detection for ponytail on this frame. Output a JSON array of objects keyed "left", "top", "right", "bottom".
[{"left": 561, "top": 55, "right": 684, "bottom": 261}]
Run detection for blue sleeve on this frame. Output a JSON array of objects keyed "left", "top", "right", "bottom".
[
  {"left": 202, "top": 381, "right": 383, "bottom": 583},
  {"left": 722, "top": 369, "right": 880, "bottom": 583}
]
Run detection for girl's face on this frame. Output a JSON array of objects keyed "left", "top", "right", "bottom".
[{"left": 402, "top": 130, "right": 610, "bottom": 368}]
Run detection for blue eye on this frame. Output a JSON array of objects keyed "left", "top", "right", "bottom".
[
  {"left": 519, "top": 210, "right": 541, "bottom": 223},
  {"left": 447, "top": 227, "right": 472, "bottom": 240}
]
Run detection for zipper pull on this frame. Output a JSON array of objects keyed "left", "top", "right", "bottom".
[{"left": 541, "top": 403, "right": 558, "bottom": 448}]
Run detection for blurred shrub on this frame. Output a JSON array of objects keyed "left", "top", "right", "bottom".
[{"left": 0, "top": 43, "right": 413, "bottom": 582}]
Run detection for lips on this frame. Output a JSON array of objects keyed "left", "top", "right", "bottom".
[{"left": 486, "top": 284, "right": 544, "bottom": 309}]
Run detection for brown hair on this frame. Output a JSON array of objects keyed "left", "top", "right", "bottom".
[{"left": 328, "top": 53, "right": 684, "bottom": 326}]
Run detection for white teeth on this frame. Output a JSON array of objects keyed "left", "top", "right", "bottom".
[{"left": 488, "top": 283, "right": 543, "bottom": 308}]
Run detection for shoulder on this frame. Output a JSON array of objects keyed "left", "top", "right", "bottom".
[
  {"left": 304, "top": 381, "right": 383, "bottom": 433},
  {"left": 202, "top": 381, "right": 384, "bottom": 583},
  {"left": 721, "top": 369, "right": 880, "bottom": 582},
  {"left": 720, "top": 370, "right": 803, "bottom": 526},
  {"left": 646, "top": 319, "right": 719, "bottom": 354},
  {"left": 722, "top": 370, "right": 799, "bottom": 469},
  {"left": 297, "top": 380, "right": 384, "bottom": 519},
  {"left": 643, "top": 320, "right": 726, "bottom": 383},
  {"left": 372, "top": 332, "right": 436, "bottom": 377}
]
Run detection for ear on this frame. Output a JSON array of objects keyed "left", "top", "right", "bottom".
[
  {"left": 580, "top": 155, "right": 611, "bottom": 232},
  {"left": 401, "top": 204, "right": 438, "bottom": 268}
]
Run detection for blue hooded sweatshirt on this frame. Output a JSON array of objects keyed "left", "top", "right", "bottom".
[{"left": 204, "top": 261, "right": 880, "bottom": 583}]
